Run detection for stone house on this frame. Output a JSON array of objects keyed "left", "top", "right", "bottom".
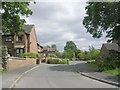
[
  {"left": 2, "top": 25, "right": 38, "bottom": 57},
  {"left": 100, "top": 43, "right": 120, "bottom": 59}
]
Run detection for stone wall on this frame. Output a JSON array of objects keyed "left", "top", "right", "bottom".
[{"left": 7, "top": 57, "right": 36, "bottom": 71}]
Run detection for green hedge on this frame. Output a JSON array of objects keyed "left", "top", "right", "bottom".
[
  {"left": 87, "top": 60, "right": 95, "bottom": 64},
  {"left": 96, "top": 55, "right": 119, "bottom": 72},
  {"left": 48, "top": 54, "right": 57, "bottom": 58},
  {"left": 47, "top": 58, "right": 68, "bottom": 64},
  {"left": 20, "top": 52, "right": 40, "bottom": 58}
]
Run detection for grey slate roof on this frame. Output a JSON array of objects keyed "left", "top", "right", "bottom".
[
  {"left": 23, "top": 25, "right": 34, "bottom": 34},
  {"left": 103, "top": 43, "right": 120, "bottom": 52},
  {"left": 42, "top": 46, "right": 56, "bottom": 52}
]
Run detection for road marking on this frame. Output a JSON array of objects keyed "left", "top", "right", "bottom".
[{"left": 9, "top": 65, "right": 40, "bottom": 88}]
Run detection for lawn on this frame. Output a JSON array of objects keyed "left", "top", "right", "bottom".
[{"left": 103, "top": 68, "right": 120, "bottom": 76}]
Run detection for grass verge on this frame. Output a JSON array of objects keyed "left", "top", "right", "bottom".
[{"left": 103, "top": 68, "right": 120, "bottom": 76}]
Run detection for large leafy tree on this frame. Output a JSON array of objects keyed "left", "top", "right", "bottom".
[
  {"left": 83, "top": 2, "right": 120, "bottom": 42},
  {"left": 1, "top": 2, "right": 33, "bottom": 35},
  {"left": 64, "top": 41, "right": 77, "bottom": 51}
]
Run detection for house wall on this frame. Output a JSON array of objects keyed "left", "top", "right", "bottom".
[
  {"left": 29, "top": 26, "right": 38, "bottom": 53},
  {"left": 2, "top": 25, "right": 38, "bottom": 57},
  {"left": 100, "top": 45, "right": 109, "bottom": 59},
  {"left": 26, "top": 34, "right": 30, "bottom": 52},
  {"left": 113, "top": 37, "right": 120, "bottom": 44},
  {"left": 2, "top": 35, "right": 15, "bottom": 56}
]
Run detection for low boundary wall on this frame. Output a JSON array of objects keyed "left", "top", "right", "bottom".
[{"left": 7, "top": 57, "right": 36, "bottom": 71}]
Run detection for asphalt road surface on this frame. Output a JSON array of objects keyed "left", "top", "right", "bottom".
[{"left": 14, "top": 62, "right": 118, "bottom": 88}]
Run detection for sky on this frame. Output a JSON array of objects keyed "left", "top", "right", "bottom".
[{"left": 23, "top": 0, "right": 108, "bottom": 51}]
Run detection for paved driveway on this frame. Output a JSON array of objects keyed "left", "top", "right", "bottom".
[{"left": 14, "top": 62, "right": 118, "bottom": 88}]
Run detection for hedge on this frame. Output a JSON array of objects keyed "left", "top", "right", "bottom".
[
  {"left": 20, "top": 52, "right": 40, "bottom": 58},
  {"left": 47, "top": 58, "right": 68, "bottom": 64}
]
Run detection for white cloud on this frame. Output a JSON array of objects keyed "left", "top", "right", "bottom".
[{"left": 24, "top": 1, "right": 108, "bottom": 51}]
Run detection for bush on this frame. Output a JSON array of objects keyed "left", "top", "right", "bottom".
[
  {"left": 47, "top": 58, "right": 59, "bottom": 64},
  {"left": 47, "top": 58, "right": 68, "bottom": 64},
  {"left": 20, "top": 52, "right": 40, "bottom": 58},
  {"left": 48, "top": 54, "right": 57, "bottom": 58},
  {"left": 87, "top": 60, "right": 95, "bottom": 64},
  {"left": 96, "top": 55, "right": 119, "bottom": 72},
  {"left": 58, "top": 59, "right": 68, "bottom": 64}
]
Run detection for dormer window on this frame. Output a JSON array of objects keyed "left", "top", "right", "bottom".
[{"left": 16, "top": 35, "right": 23, "bottom": 42}]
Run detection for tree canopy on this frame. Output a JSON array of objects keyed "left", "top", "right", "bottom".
[
  {"left": 1, "top": 2, "right": 33, "bottom": 35},
  {"left": 64, "top": 41, "right": 77, "bottom": 51},
  {"left": 83, "top": 2, "right": 120, "bottom": 42}
]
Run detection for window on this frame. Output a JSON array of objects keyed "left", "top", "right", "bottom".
[
  {"left": 16, "top": 35, "right": 23, "bottom": 42},
  {"left": 6, "top": 36, "right": 12, "bottom": 41},
  {"left": 16, "top": 48, "right": 24, "bottom": 54}
]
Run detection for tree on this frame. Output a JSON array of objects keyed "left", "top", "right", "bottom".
[
  {"left": 88, "top": 46, "right": 100, "bottom": 59},
  {"left": 51, "top": 44, "right": 57, "bottom": 52},
  {"left": 64, "top": 41, "right": 77, "bottom": 52},
  {"left": 1, "top": 2, "right": 33, "bottom": 35},
  {"left": 63, "top": 50, "right": 75, "bottom": 60},
  {"left": 83, "top": 2, "right": 120, "bottom": 41},
  {"left": 75, "top": 49, "right": 81, "bottom": 58}
]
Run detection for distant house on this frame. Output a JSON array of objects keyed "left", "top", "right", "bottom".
[
  {"left": 42, "top": 46, "right": 56, "bottom": 53},
  {"left": 2, "top": 25, "right": 38, "bottom": 57},
  {"left": 37, "top": 43, "right": 43, "bottom": 53},
  {"left": 38, "top": 46, "right": 56, "bottom": 62},
  {"left": 100, "top": 43, "right": 120, "bottom": 59}
]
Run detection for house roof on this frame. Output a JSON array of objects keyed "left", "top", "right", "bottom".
[
  {"left": 42, "top": 46, "right": 56, "bottom": 52},
  {"left": 37, "top": 43, "right": 43, "bottom": 48},
  {"left": 103, "top": 43, "right": 120, "bottom": 52},
  {"left": 23, "top": 25, "right": 34, "bottom": 34},
  {"left": 2, "top": 24, "right": 35, "bottom": 35}
]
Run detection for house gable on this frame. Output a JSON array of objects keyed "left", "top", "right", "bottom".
[
  {"left": 100, "top": 43, "right": 120, "bottom": 59},
  {"left": 29, "top": 25, "right": 38, "bottom": 53}
]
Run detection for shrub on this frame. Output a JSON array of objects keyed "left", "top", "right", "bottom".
[
  {"left": 20, "top": 52, "right": 40, "bottom": 58},
  {"left": 96, "top": 55, "right": 119, "bottom": 72},
  {"left": 48, "top": 54, "right": 57, "bottom": 58},
  {"left": 87, "top": 60, "right": 95, "bottom": 64},
  {"left": 47, "top": 58, "right": 59, "bottom": 64},
  {"left": 47, "top": 58, "right": 68, "bottom": 64},
  {"left": 58, "top": 59, "right": 68, "bottom": 64}
]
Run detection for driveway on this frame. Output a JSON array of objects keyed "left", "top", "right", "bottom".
[{"left": 13, "top": 62, "right": 118, "bottom": 88}]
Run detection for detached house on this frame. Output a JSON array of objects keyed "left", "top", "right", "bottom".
[{"left": 2, "top": 25, "right": 38, "bottom": 57}]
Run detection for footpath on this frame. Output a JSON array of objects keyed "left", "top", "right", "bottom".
[
  {"left": 2, "top": 65, "right": 38, "bottom": 88},
  {"left": 74, "top": 61, "right": 120, "bottom": 87}
]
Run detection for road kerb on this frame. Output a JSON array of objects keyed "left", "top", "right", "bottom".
[
  {"left": 79, "top": 72, "right": 120, "bottom": 87},
  {"left": 9, "top": 65, "right": 40, "bottom": 88}
]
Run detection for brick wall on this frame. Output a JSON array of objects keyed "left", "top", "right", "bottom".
[
  {"left": 7, "top": 58, "right": 36, "bottom": 71},
  {"left": 29, "top": 26, "right": 38, "bottom": 53}
]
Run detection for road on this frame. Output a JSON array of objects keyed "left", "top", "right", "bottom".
[{"left": 14, "top": 61, "right": 118, "bottom": 88}]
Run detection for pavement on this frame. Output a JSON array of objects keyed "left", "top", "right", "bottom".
[
  {"left": 2, "top": 64, "right": 38, "bottom": 88},
  {"left": 70, "top": 61, "right": 120, "bottom": 87}
]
